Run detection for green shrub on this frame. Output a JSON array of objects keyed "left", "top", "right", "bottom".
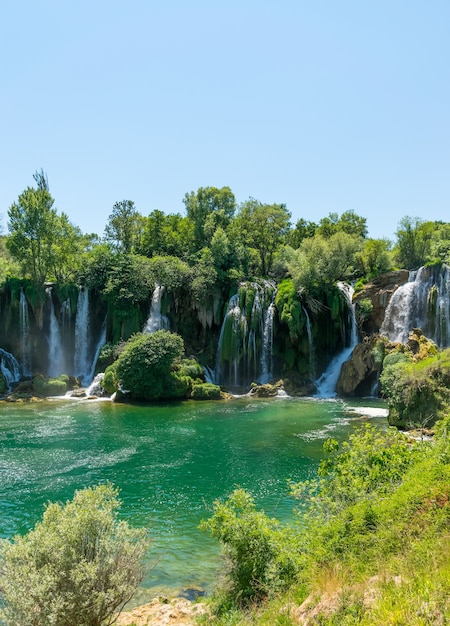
[
  {"left": 191, "top": 382, "right": 222, "bottom": 400},
  {"left": 200, "top": 489, "right": 299, "bottom": 606},
  {"left": 0, "top": 483, "right": 149, "bottom": 626},
  {"left": 115, "top": 330, "right": 187, "bottom": 401},
  {"left": 33, "top": 376, "right": 67, "bottom": 396},
  {"left": 355, "top": 297, "right": 373, "bottom": 325},
  {"left": 101, "top": 365, "right": 118, "bottom": 395},
  {"left": 177, "top": 359, "right": 204, "bottom": 380}
]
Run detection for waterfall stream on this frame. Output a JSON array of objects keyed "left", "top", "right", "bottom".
[
  {"left": 214, "top": 281, "right": 277, "bottom": 389},
  {"left": 380, "top": 264, "right": 450, "bottom": 347},
  {"left": 144, "top": 285, "right": 170, "bottom": 333},
  {"left": 315, "top": 282, "right": 358, "bottom": 397},
  {"left": 19, "top": 289, "right": 32, "bottom": 377},
  {"left": 303, "top": 306, "right": 315, "bottom": 379},
  {"left": 0, "top": 349, "right": 21, "bottom": 392},
  {"left": 74, "top": 287, "right": 91, "bottom": 384},
  {"left": 46, "top": 288, "right": 65, "bottom": 378}
]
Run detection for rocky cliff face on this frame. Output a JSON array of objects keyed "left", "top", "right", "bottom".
[
  {"left": 354, "top": 270, "right": 409, "bottom": 335},
  {"left": 336, "top": 335, "right": 383, "bottom": 396}
]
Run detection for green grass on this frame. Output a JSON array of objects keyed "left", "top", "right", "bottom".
[{"left": 198, "top": 421, "right": 450, "bottom": 625}]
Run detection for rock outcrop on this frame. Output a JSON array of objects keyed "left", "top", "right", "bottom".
[
  {"left": 354, "top": 270, "right": 409, "bottom": 335},
  {"left": 336, "top": 336, "right": 384, "bottom": 396}
]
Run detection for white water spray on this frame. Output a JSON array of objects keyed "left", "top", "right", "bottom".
[
  {"left": 74, "top": 287, "right": 91, "bottom": 383},
  {"left": 144, "top": 285, "right": 170, "bottom": 333},
  {"left": 315, "top": 283, "right": 358, "bottom": 397},
  {"left": 46, "top": 288, "right": 65, "bottom": 378},
  {"left": 19, "top": 289, "right": 32, "bottom": 376},
  {"left": 0, "top": 349, "right": 21, "bottom": 392}
]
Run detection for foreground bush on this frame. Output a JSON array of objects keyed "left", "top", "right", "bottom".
[
  {"left": 200, "top": 489, "right": 299, "bottom": 607},
  {"left": 0, "top": 483, "right": 149, "bottom": 626}
]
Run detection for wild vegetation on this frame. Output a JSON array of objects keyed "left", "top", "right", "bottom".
[
  {"left": 0, "top": 484, "right": 149, "bottom": 626},
  {"left": 1, "top": 172, "right": 450, "bottom": 623},
  {"left": 199, "top": 416, "right": 450, "bottom": 625}
]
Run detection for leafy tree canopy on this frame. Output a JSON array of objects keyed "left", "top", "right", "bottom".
[
  {"left": 6, "top": 171, "right": 86, "bottom": 283},
  {"left": 183, "top": 186, "right": 236, "bottom": 248},
  {"left": 104, "top": 200, "right": 144, "bottom": 254},
  {"left": 114, "top": 330, "right": 188, "bottom": 400},
  {"left": 233, "top": 199, "right": 291, "bottom": 276},
  {"left": 0, "top": 483, "right": 149, "bottom": 626}
]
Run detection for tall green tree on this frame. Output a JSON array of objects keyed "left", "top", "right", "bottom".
[
  {"left": 233, "top": 199, "right": 291, "bottom": 276},
  {"left": 140, "top": 211, "right": 195, "bottom": 259},
  {"left": 286, "top": 218, "right": 317, "bottom": 248},
  {"left": 183, "top": 186, "right": 236, "bottom": 248},
  {"left": 49, "top": 212, "right": 89, "bottom": 282},
  {"left": 104, "top": 200, "right": 143, "bottom": 254},
  {"left": 317, "top": 210, "right": 367, "bottom": 239},
  {"left": 6, "top": 171, "right": 58, "bottom": 282},
  {"left": 287, "top": 231, "right": 361, "bottom": 290},
  {"left": 355, "top": 238, "right": 393, "bottom": 278},
  {"left": 394, "top": 216, "right": 432, "bottom": 270}
]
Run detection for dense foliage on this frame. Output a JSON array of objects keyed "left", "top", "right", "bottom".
[
  {"left": 201, "top": 420, "right": 450, "bottom": 624},
  {"left": 108, "top": 330, "right": 218, "bottom": 401},
  {"left": 0, "top": 484, "right": 149, "bottom": 626},
  {"left": 381, "top": 347, "right": 450, "bottom": 429}
]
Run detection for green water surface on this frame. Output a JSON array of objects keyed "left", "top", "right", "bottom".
[{"left": 0, "top": 396, "right": 386, "bottom": 601}]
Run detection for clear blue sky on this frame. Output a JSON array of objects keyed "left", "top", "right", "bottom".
[{"left": 1, "top": 0, "right": 449, "bottom": 241}]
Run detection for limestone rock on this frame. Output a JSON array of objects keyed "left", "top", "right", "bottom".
[
  {"left": 336, "top": 336, "right": 382, "bottom": 396},
  {"left": 249, "top": 382, "right": 279, "bottom": 397},
  {"left": 354, "top": 270, "right": 409, "bottom": 335},
  {"left": 117, "top": 596, "right": 208, "bottom": 625}
]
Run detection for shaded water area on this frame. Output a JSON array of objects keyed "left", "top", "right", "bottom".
[{"left": 0, "top": 397, "right": 386, "bottom": 603}]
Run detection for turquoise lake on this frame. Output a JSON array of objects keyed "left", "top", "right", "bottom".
[{"left": 0, "top": 396, "right": 386, "bottom": 604}]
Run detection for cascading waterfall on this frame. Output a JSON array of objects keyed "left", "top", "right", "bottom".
[
  {"left": 303, "top": 306, "right": 315, "bottom": 379},
  {"left": 144, "top": 285, "right": 170, "bottom": 333},
  {"left": 215, "top": 281, "right": 277, "bottom": 389},
  {"left": 259, "top": 300, "right": 275, "bottom": 384},
  {"left": 85, "top": 318, "right": 107, "bottom": 386},
  {"left": 61, "top": 297, "right": 72, "bottom": 350},
  {"left": 19, "top": 289, "right": 32, "bottom": 376},
  {"left": 46, "top": 288, "right": 65, "bottom": 378},
  {"left": 0, "top": 348, "right": 21, "bottom": 392},
  {"left": 380, "top": 264, "right": 450, "bottom": 347},
  {"left": 74, "top": 287, "right": 91, "bottom": 383},
  {"left": 315, "top": 282, "right": 358, "bottom": 397}
]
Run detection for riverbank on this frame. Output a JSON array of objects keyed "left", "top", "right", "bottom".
[{"left": 117, "top": 597, "right": 208, "bottom": 625}]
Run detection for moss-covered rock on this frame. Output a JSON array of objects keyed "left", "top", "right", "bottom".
[
  {"left": 33, "top": 375, "right": 68, "bottom": 397},
  {"left": 249, "top": 383, "right": 279, "bottom": 398},
  {"left": 191, "top": 383, "right": 222, "bottom": 400}
]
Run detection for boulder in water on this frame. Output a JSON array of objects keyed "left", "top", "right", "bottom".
[
  {"left": 249, "top": 382, "right": 279, "bottom": 397},
  {"left": 282, "top": 373, "right": 316, "bottom": 396}
]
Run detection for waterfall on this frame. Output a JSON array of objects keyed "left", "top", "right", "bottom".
[
  {"left": 74, "top": 287, "right": 91, "bottom": 383},
  {"left": 303, "top": 306, "right": 315, "bottom": 379},
  {"left": 86, "top": 372, "right": 105, "bottom": 397},
  {"left": 61, "top": 297, "right": 72, "bottom": 350},
  {"left": 144, "top": 285, "right": 170, "bottom": 333},
  {"left": 315, "top": 282, "right": 358, "bottom": 397},
  {"left": 215, "top": 281, "right": 277, "bottom": 389},
  {"left": 380, "top": 264, "right": 450, "bottom": 347},
  {"left": 19, "top": 289, "right": 32, "bottom": 377},
  {"left": 259, "top": 300, "right": 275, "bottom": 384},
  {"left": 0, "top": 349, "right": 21, "bottom": 392},
  {"left": 85, "top": 318, "right": 107, "bottom": 386},
  {"left": 46, "top": 288, "right": 65, "bottom": 378}
]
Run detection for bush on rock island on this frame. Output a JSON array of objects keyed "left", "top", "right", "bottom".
[{"left": 111, "top": 330, "right": 220, "bottom": 401}]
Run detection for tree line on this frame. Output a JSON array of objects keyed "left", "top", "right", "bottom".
[{"left": 2, "top": 171, "right": 449, "bottom": 294}]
